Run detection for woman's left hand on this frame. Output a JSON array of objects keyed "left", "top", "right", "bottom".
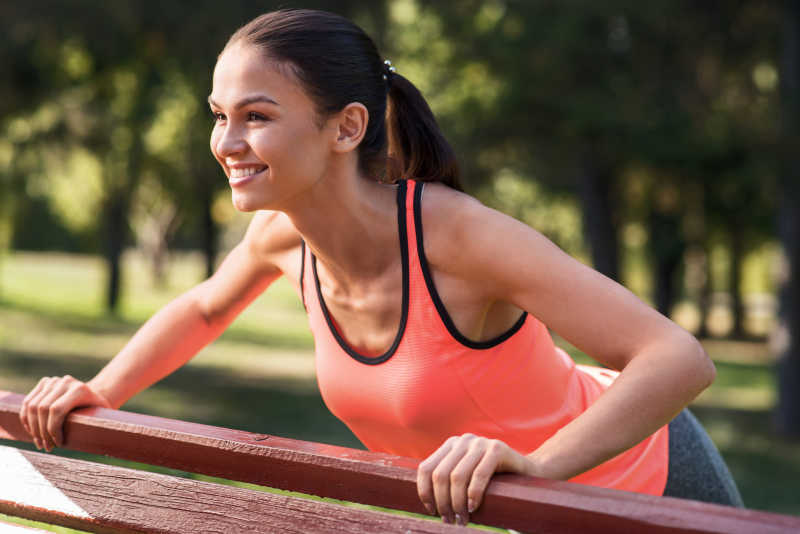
[{"left": 416, "top": 433, "right": 537, "bottom": 526}]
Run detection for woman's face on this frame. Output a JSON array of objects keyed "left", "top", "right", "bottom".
[{"left": 209, "top": 43, "right": 334, "bottom": 212}]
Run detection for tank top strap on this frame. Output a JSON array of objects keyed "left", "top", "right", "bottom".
[
  {"left": 403, "top": 180, "right": 430, "bottom": 311},
  {"left": 404, "top": 180, "right": 419, "bottom": 266}
]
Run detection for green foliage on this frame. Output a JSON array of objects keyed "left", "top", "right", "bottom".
[{"left": 0, "top": 1, "right": 788, "bottom": 318}]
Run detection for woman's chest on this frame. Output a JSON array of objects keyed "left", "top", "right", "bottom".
[{"left": 313, "top": 336, "right": 475, "bottom": 434}]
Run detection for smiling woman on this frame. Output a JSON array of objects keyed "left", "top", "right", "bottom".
[{"left": 20, "top": 8, "right": 742, "bottom": 529}]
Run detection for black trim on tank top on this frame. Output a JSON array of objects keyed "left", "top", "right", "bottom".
[
  {"left": 413, "top": 182, "right": 528, "bottom": 349},
  {"left": 300, "top": 240, "right": 307, "bottom": 311},
  {"left": 311, "top": 180, "right": 410, "bottom": 365}
]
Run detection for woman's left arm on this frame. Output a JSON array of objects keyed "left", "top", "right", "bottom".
[{"left": 416, "top": 187, "right": 715, "bottom": 524}]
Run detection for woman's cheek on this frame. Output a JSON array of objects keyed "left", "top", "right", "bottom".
[{"left": 209, "top": 130, "right": 221, "bottom": 160}]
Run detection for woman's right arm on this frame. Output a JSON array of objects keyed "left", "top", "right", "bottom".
[{"left": 20, "top": 211, "right": 298, "bottom": 451}]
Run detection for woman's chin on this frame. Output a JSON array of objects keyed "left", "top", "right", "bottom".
[{"left": 231, "top": 193, "right": 262, "bottom": 212}]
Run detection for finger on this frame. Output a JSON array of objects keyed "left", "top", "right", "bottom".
[
  {"left": 37, "top": 378, "right": 73, "bottom": 452},
  {"left": 26, "top": 378, "right": 55, "bottom": 449},
  {"left": 466, "top": 440, "right": 507, "bottom": 514},
  {"left": 449, "top": 439, "right": 488, "bottom": 525},
  {"left": 45, "top": 378, "right": 85, "bottom": 449},
  {"left": 20, "top": 377, "right": 50, "bottom": 435},
  {"left": 431, "top": 436, "right": 473, "bottom": 524},
  {"left": 417, "top": 437, "right": 456, "bottom": 516}
]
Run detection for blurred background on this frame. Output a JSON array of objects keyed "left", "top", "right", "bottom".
[{"left": 1, "top": 0, "right": 799, "bottom": 523}]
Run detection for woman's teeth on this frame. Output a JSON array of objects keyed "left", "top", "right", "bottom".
[{"left": 230, "top": 167, "right": 266, "bottom": 179}]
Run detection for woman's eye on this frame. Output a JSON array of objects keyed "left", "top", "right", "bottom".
[
  {"left": 211, "top": 111, "right": 226, "bottom": 123},
  {"left": 248, "top": 111, "right": 267, "bottom": 121}
]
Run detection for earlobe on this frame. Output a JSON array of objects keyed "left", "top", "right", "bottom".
[{"left": 333, "top": 102, "right": 368, "bottom": 153}]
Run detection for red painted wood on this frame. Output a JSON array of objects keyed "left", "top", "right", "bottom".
[
  {"left": 0, "top": 445, "right": 468, "bottom": 534},
  {"left": 2, "top": 390, "right": 799, "bottom": 533}
]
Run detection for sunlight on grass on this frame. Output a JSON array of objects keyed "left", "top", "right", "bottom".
[
  {"left": 0, "top": 513, "right": 88, "bottom": 533},
  {"left": 0, "top": 251, "right": 313, "bottom": 349}
]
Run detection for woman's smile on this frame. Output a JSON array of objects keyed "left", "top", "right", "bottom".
[{"left": 227, "top": 164, "right": 268, "bottom": 187}]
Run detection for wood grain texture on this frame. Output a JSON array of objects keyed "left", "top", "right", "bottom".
[
  {"left": 0, "top": 445, "right": 469, "bottom": 534},
  {"left": 2, "top": 390, "right": 800, "bottom": 534}
]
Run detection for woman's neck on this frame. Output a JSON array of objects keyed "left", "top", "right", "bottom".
[{"left": 282, "top": 168, "right": 400, "bottom": 289}]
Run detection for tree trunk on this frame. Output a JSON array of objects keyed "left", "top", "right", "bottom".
[
  {"left": 729, "top": 223, "right": 746, "bottom": 339},
  {"left": 648, "top": 212, "right": 685, "bottom": 318},
  {"left": 776, "top": 0, "right": 800, "bottom": 435},
  {"left": 103, "top": 117, "right": 143, "bottom": 313},
  {"left": 578, "top": 157, "right": 619, "bottom": 281},
  {"left": 105, "top": 194, "right": 127, "bottom": 313},
  {"left": 694, "top": 183, "right": 711, "bottom": 338},
  {"left": 653, "top": 252, "right": 682, "bottom": 318},
  {"left": 776, "top": 180, "right": 800, "bottom": 435},
  {"left": 201, "top": 176, "right": 218, "bottom": 280},
  {"left": 698, "top": 243, "right": 712, "bottom": 338}
]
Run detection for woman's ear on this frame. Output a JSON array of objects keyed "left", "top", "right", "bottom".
[{"left": 332, "top": 102, "right": 369, "bottom": 154}]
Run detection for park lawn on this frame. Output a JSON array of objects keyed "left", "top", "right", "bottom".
[{"left": 1, "top": 250, "right": 799, "bottom": 522}]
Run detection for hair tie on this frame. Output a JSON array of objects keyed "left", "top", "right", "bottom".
[{"left": 382, "top": 59, "right": 397, "bottom": 85}]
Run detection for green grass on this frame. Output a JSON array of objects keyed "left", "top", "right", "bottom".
[
  {"left": 0, "top": 250, "right": 313, "bottom": 350},
  {"left": 1, "top": 250, "right": 799, "bottom": 529},
  {"left": 0, "top": 514, "right": 89, "bottom": 533}
]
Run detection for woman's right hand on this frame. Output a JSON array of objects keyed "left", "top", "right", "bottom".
[{"left": 20, "top": 376, "right": 112, "bottom": 452}]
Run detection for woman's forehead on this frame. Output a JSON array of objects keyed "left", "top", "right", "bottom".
[{"left": 211, "top": 44, "right": 307, "bottom": 107}]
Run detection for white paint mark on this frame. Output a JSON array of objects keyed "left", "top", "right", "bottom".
[
  {"left": 0, "top": 447, "right": 90, "bottom": 519},
  {"left": 0, "top": 520, "right": 48, "bottom": 532}
]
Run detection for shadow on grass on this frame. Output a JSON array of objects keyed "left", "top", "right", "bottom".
[
  {"left": 1, "top": 347, "right": 361, "bottom": 450},
  {"left": 1, "top": 345, "right": 367, "bottom": 518},
  {"left": 0, "top": 299, "right": 313, "bottom": 350},
  {"left": 5, "top": 329, "right": 800, "bottom": 518},
  {"left": 690, "top": 405, "right": 800, "bottom": 515}
]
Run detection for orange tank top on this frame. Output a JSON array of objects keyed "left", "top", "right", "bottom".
[{"left": 300, "top": 180, "right": 669, "bottom": 495}]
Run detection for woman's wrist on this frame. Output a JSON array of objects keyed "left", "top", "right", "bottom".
[
  {"left": 522, "top": 450, "right": 548, "bottom": 478},
  {"left": 524, "top": 447, "right": 571, "bottom": 480},
  {"left": 86, "top": 377, "right": 117, "bottom": 409}
]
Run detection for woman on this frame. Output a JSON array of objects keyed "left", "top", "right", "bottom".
[{"left": 20, "top": 9, "right": 742, "bottom": 526}]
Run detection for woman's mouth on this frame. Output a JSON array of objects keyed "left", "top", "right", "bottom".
[{"left": 228, "top": 166, "right": 267, "bottom": 187}]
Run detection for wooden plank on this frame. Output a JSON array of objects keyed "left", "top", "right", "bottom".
[
  {"left": 0, "top": 445, "right": 470, "bottom": 534},
  {"left": 2, "top": 390, "right": 799, "bottom": 534}
]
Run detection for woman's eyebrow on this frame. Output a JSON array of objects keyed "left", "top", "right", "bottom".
[{"left": 207, "top": 94, "right": 279, "bottom": 109}]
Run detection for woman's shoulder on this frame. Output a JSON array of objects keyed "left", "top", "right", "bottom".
[
  {"left": 241, "top": 210, "right": 302, "bottom": 270},
  {"left": 417, "top": 182, "right": 520, "bottom": 272},
  {"left": 417, "top": 182, "right": 485, "bottom": 237}
]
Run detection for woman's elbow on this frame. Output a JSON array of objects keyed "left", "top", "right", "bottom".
[{"left": 685, "top": 333, "right": 716, "bottom": 393}]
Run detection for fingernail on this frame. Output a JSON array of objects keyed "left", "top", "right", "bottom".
[
  {"left": 468, "top": 499, "right": 476, "bottom": 513},
  {"left": 34, "top": 439, "right": 41, "bottom": 450},
  {"left": 423, "top": 503, "right": 434, "bottom": 515},
  {"left": 455, "top": 514, "right": 466, "bottom": 526},
  {"left": 441, "top": 515, "right": 451, "bottom": 524}
]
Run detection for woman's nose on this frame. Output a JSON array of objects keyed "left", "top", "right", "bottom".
[{"left": 214, "top": 125, "right": 248, "bottom": 158}]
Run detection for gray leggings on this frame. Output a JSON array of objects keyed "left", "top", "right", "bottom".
[{"left": 663, "top": 409, "right": 744, "bottom": 507}]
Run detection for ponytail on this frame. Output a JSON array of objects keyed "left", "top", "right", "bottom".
[{"left": 386, "top": 74, "right": 462, "bottom": 191}]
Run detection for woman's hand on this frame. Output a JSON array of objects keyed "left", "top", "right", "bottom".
[
  {"left": 416, "top": 433, "right": 537, "bottom": 526},
  {"left": 20, "top": 376, "right": 112, "bottom": 452}
]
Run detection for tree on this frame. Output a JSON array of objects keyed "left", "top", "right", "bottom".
[{"left": 776, "top": 0, "right": 800, "bottom": 436}]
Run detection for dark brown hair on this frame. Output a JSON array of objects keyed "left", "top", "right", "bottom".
[{"left": 224, "top": 9, "right": 461, "bottom": 190}]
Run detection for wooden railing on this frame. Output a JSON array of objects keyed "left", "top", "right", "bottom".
[{"left": 1, "top": 390, "right": 798, "bottom": 533}]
